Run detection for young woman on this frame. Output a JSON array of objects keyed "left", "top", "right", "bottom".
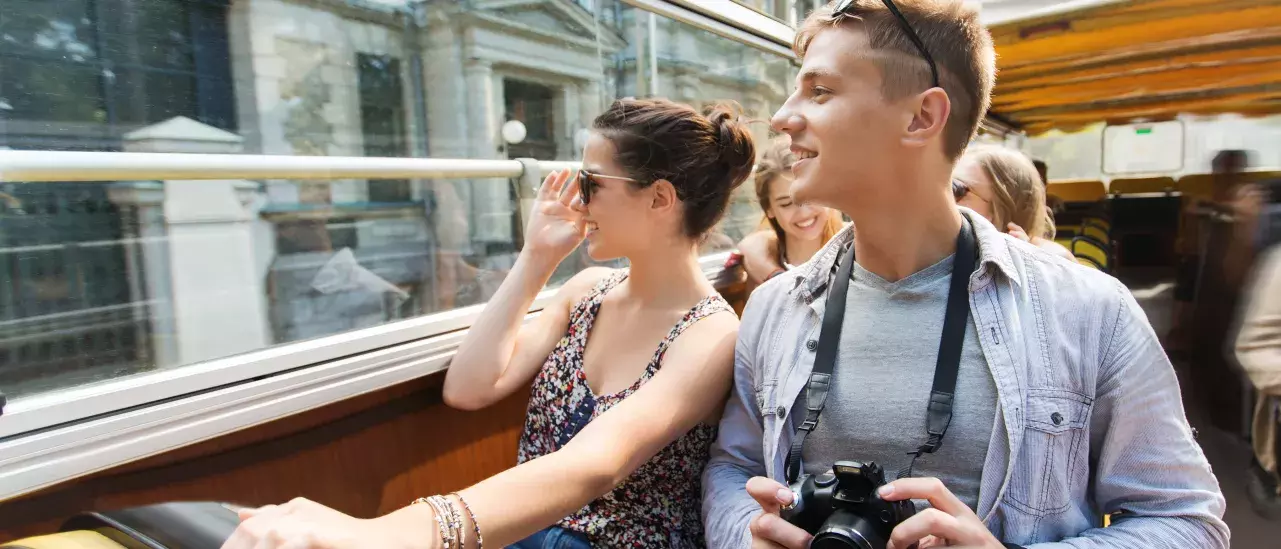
[
  {"left": 735, "top": 137, "right": 844, "bottom": 289},
  {"left": 953, "top": 144, "right": 1075, "bottom": 261},
  {"left": 220, "top": 98, "right": 755, "bottom": 549}
]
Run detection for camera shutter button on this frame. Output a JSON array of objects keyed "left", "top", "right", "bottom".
[{"left": 815, "top": 472, "right": 838, "bottom": 488}]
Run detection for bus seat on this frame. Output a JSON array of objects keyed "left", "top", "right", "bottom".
[
  {"left": 1108, "top": 176, "right": 1177, "bottom": 196},
  {"left": 1244, "top": 170, "right": 1281, "bottom": 184},
  {"left": 1, "top": 531, "right": 125, "bottom": 549},
  {"left": 1047, "top": 179, "right": 1106, "bottom": 204},
  {"left": 1178, "top": 174, "right": 1215, "bottom": 200},
  {"left": 1071, "top": 237, "right": 1110, "bottom": 272},
  {"left": 1081, "top": 224, "right": 1110, "bottom": 245},
  {"left": 1076, "top": 256, "right": 1103, "bottom": 270},
  {"left": 1083, "top": 217, "right": 1111, "bottom": 231}
]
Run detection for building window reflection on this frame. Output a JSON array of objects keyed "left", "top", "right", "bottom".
[{"left": 0, "top": 0, "right": 795, "bottom": 403}]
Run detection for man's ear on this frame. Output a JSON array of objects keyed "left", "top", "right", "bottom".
[
  {"left": 650, "top": 179, "right": 679, "bottom": 213},
  {"left": 903, "top": 88, "right": 951, "bottom": 150}
]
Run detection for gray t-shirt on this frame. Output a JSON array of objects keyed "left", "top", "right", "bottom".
[{"left": 801, "top": 252, "right": 997, "bottom": 510}]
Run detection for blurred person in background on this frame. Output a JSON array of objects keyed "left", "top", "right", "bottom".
[
  {"left": 953, "top": 145, "right": 1073, "bottom": 260},
  {"left": 1237, "top": 180, "right": 1281, "bottom": 520},
  {"left": 735, "top": 136, "right": 846, "bottom": 291}
]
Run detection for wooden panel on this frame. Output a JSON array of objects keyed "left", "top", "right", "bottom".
[
  {"left": 0, "top": 373, "right": 530, "bottom": 542},
  {"left": 0, "top": 272, "right": 751, "bottom": 542}
]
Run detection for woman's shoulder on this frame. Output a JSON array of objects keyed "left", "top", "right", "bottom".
[{"left": 552, "top": 267, "right": 623, "bottom": 307}]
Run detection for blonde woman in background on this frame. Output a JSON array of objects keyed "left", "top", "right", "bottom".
[
  {"left": 953, "top": 144, "right": 1074, "bottom": 261},
  {"left": 735, "top": 137, "right": 846, "bottom": 289}
]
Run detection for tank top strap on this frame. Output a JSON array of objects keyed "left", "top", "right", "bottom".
[
  {"left": 639, "top": 294, "right": 734, "bottom": 382},
  {"left": 567, "top": 269, "right": 629, "bottom": 330}
]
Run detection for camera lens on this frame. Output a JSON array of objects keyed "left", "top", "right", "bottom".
[{"left": 810, "top": 510, "right": 888, "bottom": 549}]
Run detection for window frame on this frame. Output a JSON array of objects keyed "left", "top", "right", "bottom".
[{"left": 0, "top": 0, "right": 797, "bottom": 502}]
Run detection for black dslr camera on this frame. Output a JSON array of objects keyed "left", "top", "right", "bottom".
[{"left": 780, "top": 461, "right": 916, "bottom": 549}]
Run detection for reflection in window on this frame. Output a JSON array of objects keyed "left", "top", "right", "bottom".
[
  {"left": 358, "top": 53, "right": 411, "bottom": 203},
  {"left": 734, "top": 0, "right": 818, "bottom": 23},
  {"left": 0, "top": 0, "right": 794, "bottom": 401},
  {"left": 0, "top": 0, "right": 235, "bottom": 149}
]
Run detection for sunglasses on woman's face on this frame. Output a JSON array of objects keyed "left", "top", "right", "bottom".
[
  {"left": 576, "top": 170, "right": 639, "bottom": 205},
  {"left": 952, "top": 179, "right": 991, "bottom": 204}
]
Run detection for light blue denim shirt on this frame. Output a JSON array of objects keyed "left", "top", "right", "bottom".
[{"left": 702, "top": 209, "right": 1229, "bottom": 548}]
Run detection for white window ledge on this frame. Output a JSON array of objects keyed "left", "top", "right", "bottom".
[{"left": 0, "top": 253, "right": 731, "bottom": 503}]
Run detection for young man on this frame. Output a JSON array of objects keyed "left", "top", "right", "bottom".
[{"left": 702, "top": 2, "right": 1229, "bottom": 548}]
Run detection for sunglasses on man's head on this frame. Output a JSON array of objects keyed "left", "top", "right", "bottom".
[
  {"left": 576, "top": 170, "right": 639, "bottom": 205},
  {"left": 834, "top": 0, "right": 941, "bottom": 89}
]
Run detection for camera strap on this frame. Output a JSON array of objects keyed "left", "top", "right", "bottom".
[{"left": 784, "top": 221, "right": 978, "bottom": 484}]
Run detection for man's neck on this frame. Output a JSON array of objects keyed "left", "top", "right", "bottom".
[{"left": 846, "top": 191, "right": 964, "bottom": 283}]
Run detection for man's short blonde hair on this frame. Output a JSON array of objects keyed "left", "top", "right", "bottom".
[{"left": 795, "top": 0, "right": 996, "bottom": 160}]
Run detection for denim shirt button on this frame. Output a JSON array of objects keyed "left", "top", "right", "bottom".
[
  {"left": 806, "top": 339, "right": 818, "bottom": 352},
  {"left": 1051, "top": 412, "right": 1064, "bottom": 425},
  {"left": 776, "top": 406, "right": 787, "bottom": 418}
]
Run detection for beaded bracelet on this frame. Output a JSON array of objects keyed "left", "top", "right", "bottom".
[
  {"left": 450, "top": 492, "right": 484, "bottom": 549},
  {"left": 434, "top": 495, "right": 465, "bottom": 549},
  {"left": 412, "top": 496, "right": 456, "bottom": 549}
]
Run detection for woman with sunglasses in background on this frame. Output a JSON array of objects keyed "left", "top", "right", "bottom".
[
  {"left": 735, "top": 136, "right": 846, "bottom": 292},
  {"left": 953, "top": 145, "right": 1074, "bottom": 261},
  {"left": 220, "top": 98, "right": 754, "bottom": 549}
]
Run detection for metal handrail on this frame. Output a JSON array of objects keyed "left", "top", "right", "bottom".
[{"left": 0, "top": 151, "right": 528, "bottom": 182}]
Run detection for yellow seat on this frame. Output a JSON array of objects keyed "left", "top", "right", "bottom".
[
  {"left": 1108, "top": 176, "right": 1176, "bottom": 195},
  {"left": 1243, "top": 170, "right": 1281, "bottom": 184},
  {"left": 1, "top": 531, "right": 126, "bottom": 549},
  {"left": 1177, "top": 174, "right": 1215, "bottom": 200},
  {"left": 1047, "top": 179, "right": 1107, "bottom": 204},
  {"left": 1071, "top": 237, "right": 1109, "bottom": 272},
  {"left": 1077, "top": 257, "right": 1101, "bottom": 269},
  {"left": 1082, "top": 217, "right": 1110, "bottom": 232},
  {"left": 1081, "top": 224, "right": 1109, "bottom": 245}
]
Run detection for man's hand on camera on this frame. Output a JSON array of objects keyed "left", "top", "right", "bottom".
[
  {"left": 879, "top": 477, "right": 1003, "bottom": 549},
  {"left": 746, "top": 477, "right": 813, "bottom": 549}
]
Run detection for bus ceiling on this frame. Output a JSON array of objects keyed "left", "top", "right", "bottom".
[{"left": 985, "top": 0, "right": 1281, "bottom": 136}]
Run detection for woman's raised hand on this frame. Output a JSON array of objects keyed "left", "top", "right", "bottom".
[{"left": 523, "top": 169, "right": 588, "bottom": 262}]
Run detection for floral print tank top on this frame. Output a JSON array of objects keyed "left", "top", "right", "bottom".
[{"left": 516, "top": 270, "right": 732, "bottom": 548}]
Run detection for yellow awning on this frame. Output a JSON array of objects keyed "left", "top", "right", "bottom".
[{"left": 989, "top": 0, "right": 1281, "bottom": 135}]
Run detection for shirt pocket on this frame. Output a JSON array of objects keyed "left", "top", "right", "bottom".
[
  {"left": 1006, "top": 388, "right": 1093, "bottom": 516},
  {"left": 755, "top": 380, "right": 778, "bottom": 417}
]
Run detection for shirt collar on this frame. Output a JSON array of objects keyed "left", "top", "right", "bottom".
[{"left": 789, "top": 208, "right": 1021, "bottom": 304}]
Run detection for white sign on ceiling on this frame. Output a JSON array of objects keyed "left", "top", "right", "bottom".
[{"left": 1102, "top": 120, "right": 1185, "bottom": 174}]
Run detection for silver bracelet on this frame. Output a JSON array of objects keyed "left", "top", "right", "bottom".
[
  {"left": 414, "top": 496, "right": 455, "bottom": 549},
  {"left": 436, "top": 495, "right": 465, "bottom": 549},
  {"left": 451, "top": 492, "right": 484, "bottom": 549}
]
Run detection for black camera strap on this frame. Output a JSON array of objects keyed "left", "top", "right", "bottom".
[{"left": 784, "top": 222, "right": 978, "bottom": 484}]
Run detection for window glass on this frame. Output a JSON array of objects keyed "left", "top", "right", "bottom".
[
  {"left": 0, "top": 0, "right": 794, "bottom": 401},
  {"left": 732, "top": 0, "right": 817, "bottom": 24}
]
